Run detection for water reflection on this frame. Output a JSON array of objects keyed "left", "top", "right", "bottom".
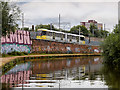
[
  {"left": 102, "top": 65, "right": 120, "bottom": 89},
  {"left": 0, "top": 56, "right": 113, "bottom": 89}
]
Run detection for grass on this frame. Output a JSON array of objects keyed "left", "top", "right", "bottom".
[
  {"left": 1, "top": 51, "right": 71, "bottom": 57},
  {"left": 1, "top": 51, "right": 53, "bottom": 57},
  {"left": 2, "top": 51, "right": 28, "bottom": 57}
]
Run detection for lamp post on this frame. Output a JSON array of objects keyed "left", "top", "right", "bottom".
[
  {"left": 22, "top": 13, "right": 24, "bottom": 30},
  {"left": 79, "top": 27, "right": 80, "bottom": 44},
  {"left": 88, "top": 32, "right": 91, "bottom": 44}
]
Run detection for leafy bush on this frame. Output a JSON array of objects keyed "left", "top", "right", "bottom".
[
  {"left": 101, "top": 24, "right": 120, "bottom": 68},
  {"left": 2, "top": 51, "right": 28, "bottom": 57},
  {"left": 2, "top": 53, "right": 7, "bottom": 57}
]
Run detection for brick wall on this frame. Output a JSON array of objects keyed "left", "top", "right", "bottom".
[{"left": 32, "top": 39, "right": 101, "bottom": 54}]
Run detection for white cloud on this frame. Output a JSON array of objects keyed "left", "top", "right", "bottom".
[
  {"left": 16, "top": 0, "right": 120, "bottom": 2},
  {"left": 17, "top": 1, "right": 118, "bottom": 31}
]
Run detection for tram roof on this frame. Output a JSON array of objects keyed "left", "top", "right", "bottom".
[{"left": 37, "top": 29, "right": 85, "bottom": 37}]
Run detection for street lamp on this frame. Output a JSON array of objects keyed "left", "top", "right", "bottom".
[
  {"left": 88, "top": 31, "right": 91, "bottom": 44},
  {"left": 79, "top": 27, "right": 80, "bottom": 44},
  {"left": 21, "top": 13, "right": 24, "bottom": 30}
]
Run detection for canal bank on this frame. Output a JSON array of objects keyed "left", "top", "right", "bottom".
[{"left": 0, "top": 53, "right": 101, "bottom": 68}]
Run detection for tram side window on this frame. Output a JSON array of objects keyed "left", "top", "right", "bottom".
[
  {"left": 42, "top": 31, "right": 46, "bottom": 35},
  {"left": 61, "top": 34, "right": 63, "bottom": 40},
  {"left": 48, "top": 32, "right": 52, "bottom": 36},
  {"left": 72, "top": 36, "right": 76, "bottom": 39},
  {"left": 53, "top": 33, "right": 55, "bottom": 39},
  {"left": 63, "top": 34, "right": 65, "bottom": 38},
  {"left": 68, "top": 35, "right": 72, "bottom": 41},
  {"left": 67, "top": 35, "right": 70, "bottom": 39},
  {"left": 76, "top": 36, "right": 79, "bottom": 42},
  {"left": 55, "top": 33, "right": 61, "bottom": 37},
  {"left": 80, "top": 37, "right": 84, "bottom": 41}
]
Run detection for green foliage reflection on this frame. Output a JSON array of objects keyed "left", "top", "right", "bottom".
[{"left": 102, "top": 64, "right": 120, "bottom": 90}]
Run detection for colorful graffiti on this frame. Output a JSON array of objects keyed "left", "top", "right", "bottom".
[
  {"left": 1, "top": 30, "right": 32, "bottom": 45},
  {"left": 32, "top": 39, "right": 101, "bottom": 54},
  {"left": 2, "top": 44, "right": 31, "bottom": 54},
  {"left": 1, "top": 30, "right": 32, "bottom": 54}
]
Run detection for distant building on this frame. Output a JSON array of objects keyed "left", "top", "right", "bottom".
[{"left": 80, "top": 20, "right": 103, "bottom": 30}]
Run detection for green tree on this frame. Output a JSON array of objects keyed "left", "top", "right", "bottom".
[
  {"left": 70, "top": 26, "right": 79, "bottom": 34},
  {"left": 35, "top": 24, "right": 59, "bottom": 31},
  {"left": 70, "top": 25, "right": 89, "bottom": 36},
  {"left": 80, "top": 25, "right": 89, "bottom": 36},
  {"left": 113, "top": 23, "right": 120, "bottom": 34},
  {"left": 89, "top": 24, "right": 109, "bottom": 38},
  {"left": 100, "top": 30, "right": 109, "bottom": 38},
  {"left": 23, "top": 27, "right": 29, "bottom": 31},
  {"left": 89, "top": 24, "right": 97, "bottom": 36},
  {"left": 1, "top": 2, "right": 21, "bottom": 36},
  {"left": 101, "top": 24, "right": 120, "bottom": 68}
]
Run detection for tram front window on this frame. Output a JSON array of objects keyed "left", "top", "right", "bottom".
[
  {"left": 80, "top": 37, "right": 84, "bottom": 41},
  {"left": 42, "top": 31, "right": 46, "bottom": 35}
]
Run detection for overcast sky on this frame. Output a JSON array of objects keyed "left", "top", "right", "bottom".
[{"left": 16, "top": 0, "right": 119, "bottom": 32}]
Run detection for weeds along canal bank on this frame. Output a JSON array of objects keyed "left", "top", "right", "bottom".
[{"left": 1, "top": 53, "right": 101, "bottom": 75}]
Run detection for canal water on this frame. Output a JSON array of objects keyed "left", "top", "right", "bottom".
[{"left": 1, "top": 56, "right": 120, "bottom": 89}]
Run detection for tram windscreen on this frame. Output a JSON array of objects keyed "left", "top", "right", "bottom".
[
  {"left": 42, "top": 31, "right": 47, "bottom": 35},
  {"left": 80, "top": 37, "right": 84, "bottom": 41}
]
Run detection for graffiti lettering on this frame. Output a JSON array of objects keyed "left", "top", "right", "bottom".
[{"left": 1, "top": 30, "right": 32, "bottom": 45}]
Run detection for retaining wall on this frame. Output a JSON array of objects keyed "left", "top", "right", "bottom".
[{"left": 32, "top": 39, "right": 101, "bottom": 54}]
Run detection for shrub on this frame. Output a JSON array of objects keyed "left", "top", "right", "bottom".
[
  {"left": 101, "top": 24, "right": 120, "bottom": 68},
  {"left": 2, "top": 51, "right": 28, "bottom": 57}
]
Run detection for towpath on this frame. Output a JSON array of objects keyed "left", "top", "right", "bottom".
[{"left": 0, "top": 53, "right": 101, "bottom": 67}]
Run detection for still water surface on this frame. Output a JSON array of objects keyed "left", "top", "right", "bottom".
[{"left": 1, "top": 56, "right": 120, "bottom": 89}]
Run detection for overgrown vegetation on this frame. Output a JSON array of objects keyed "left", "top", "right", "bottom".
[
  {"left": 2, "top": 51, "right": 28, "bottom": 57},
  {"left": 35, "top": 24, "right": 70, "bottom": 33},
  {"left": 70, "top": 25, "right": 89, "bottom": 36},
  {"left": 70, "top": 24, "right": 109, "bottom": 38},
  {"left": 1, "top": 1, "right": 21, "bottom": 36},
  {"left": 101, "top": 23, "right": 120, "bottom": 69},
  {"left": 102, "top": 64, "right": 120, "bottom": 89}
]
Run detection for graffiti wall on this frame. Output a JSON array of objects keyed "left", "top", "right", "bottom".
[
  {"left": 1, "top": 30, "right": 32, "bottom": 54},
  {"left": 1, "top": 30, "right": 100, "bottom": 54},
  {"left": 32, "top": 39, "right": 101, "bottom": 54}
]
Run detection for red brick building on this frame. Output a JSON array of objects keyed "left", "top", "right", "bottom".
[{"left": 80, "top": 20, "right": 103, "bottom": 30}]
